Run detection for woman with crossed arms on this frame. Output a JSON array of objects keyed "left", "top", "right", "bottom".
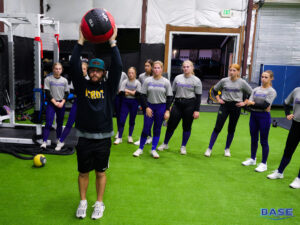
[
  {"left": 158, "top": 60, "right": 202, "bottom": 155},
  {"left": 133, "top": 61, "right": 173, "bottom": 159}
]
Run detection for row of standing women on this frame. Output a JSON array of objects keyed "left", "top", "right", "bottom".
[
  {"left": 114, "top": 61, "right": 300, "bottom": 189},
  {"left": 40, "top": 59, "right": 300, "bottom": 189}
]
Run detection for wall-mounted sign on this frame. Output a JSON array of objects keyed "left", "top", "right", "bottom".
[{"left": 221, "top": 9, "right": 232, "bottom": 18}]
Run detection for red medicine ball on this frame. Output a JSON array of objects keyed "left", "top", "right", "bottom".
[{"left": 81, "top": 8, "right": 115, "bottom": 43}]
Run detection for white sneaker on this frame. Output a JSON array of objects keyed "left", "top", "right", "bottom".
[
  {"left": 114, "top": 138, "right": 122, "bottom": 145},
  {"left": 40, "top": 141, "right": 47, "bottom": 149},
  {"left": 242, "top": 158, "right": 256, "bottom": 166},
  {"left": 151, "top": 150, "right": 160, "bottom": 159},
  {"left": 255, "top": 163, "right": 267, "bottom": 172},
  {"left": 224, "top": 148, "right": 231, "bottom": 157},
  {"left": 91, "top": 201, "right": 105, "bottom": 220},
  {"left": 133, "top": 148, "right": 143, "bottom": 157},
  {"left": 267, "top": 170, "right": 284, "bottom": 179},
  {"left": 114, "top": 132, "right": 119, "bottom": 139},
  {"left": 146, "top": 136, "right": 152, "bottom": 144},
  {"left": 157, "top": 143, "right": 169, "bottom": 151},
  {"left": 55, "top": 141, "right": 65, "bottom": 151},
  {"left": 204, "top": 148, "right": 212, "bottom": 157},
  {"left": 180, "top": 146, "right": 187, "bottom": 155},
  {"left": 76, "top": 200, "right": 87, "bottom": 219},
  {"left": 134, "top": 139, "right": 140, "bottom": 146},
  {"left": 290, "top": 177, "right": 300, "bottom": 189},
  {"left": 128, "top": 136, "right": 133, "bottom": 143}
]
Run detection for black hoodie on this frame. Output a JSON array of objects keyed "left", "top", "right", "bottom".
[{"left": 70, "top": 43, "right": 122, "bottom": 134}]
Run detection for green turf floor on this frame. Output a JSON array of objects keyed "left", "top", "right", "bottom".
[{"left": 0, "top": 109, "right": 299, "bottom": 225}]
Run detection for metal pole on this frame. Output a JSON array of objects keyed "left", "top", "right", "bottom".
[{"left": 242, "top": 0, "right": 253, "bottom": 78}]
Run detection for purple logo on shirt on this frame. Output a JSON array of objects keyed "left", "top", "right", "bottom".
[
  {"left": 177, "top": 82, "right": 193, "bottom": 88},
  {"left": 49, "top": 81, "right": 65, "bottom": 87},
  {"left": 254, "top": 93, "right": 267, "bottom": 97},
  {"left": 224, "top": 87, "right": 240, "bottom": 93},
  {"left": 125, "top": 84, "right": 137, "bottom": 89},
  {"left": 148, "top": 82, "right": 165, "bottom": 88}
]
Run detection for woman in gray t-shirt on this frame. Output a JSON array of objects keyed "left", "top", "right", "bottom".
[
  {"left": 158, "top": 60, "right": 202, "bottom": 155},
  {"left": 40, "top": 62, "right": 69, "bottom": 149},
  {"left": 134, "top": 59, "right": 154, "bottom": 146},
  {"left": 242, "top": 70, "right": 277, "bottom": 172},
  {"left": 267, "top": 87, "right": 300, "bottom": 189},
  {"left": 204, "top": 64, "right": 252, "bottom": 157},
  {"left": 133, "top": 61, "right": 173, "bottom": 159},
  {"left": 114, "top": 67, "right": 141, "bottom": 144}
]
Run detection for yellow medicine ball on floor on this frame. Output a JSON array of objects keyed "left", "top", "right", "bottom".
[{"left": 33, "top": 154, "right": 46, "bottom": 167}]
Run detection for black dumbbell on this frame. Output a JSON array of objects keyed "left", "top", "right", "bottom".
[{"left": 272, "top": 120, "right": 278, "bottom": 127}]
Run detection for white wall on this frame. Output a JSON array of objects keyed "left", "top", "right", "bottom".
[
  {"left": 252, "top": 5, "right": 300, "bottom": 83},
  {"left": 4, "top": 0, "right": 40, "bottom": 38},
  {"left": 146, "top": 0, "right": 249, "bottom": 43},
  {"left": 3, "top": 0, "right": 260, "bottom": 45},
  {"left": 44, "top": 0, "right": 142, "bottom": 40}
]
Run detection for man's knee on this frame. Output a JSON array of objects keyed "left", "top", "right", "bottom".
[
  {"left": 79, "top": 172, "right": 89, "bottom": 178},
  {"left": 95, "top": 171, "right": 106, "bottom": 179}
]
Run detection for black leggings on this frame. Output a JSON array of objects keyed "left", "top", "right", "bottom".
[
  {"left": 278, "top": 120, "right": 300, "bottom": 173},
  {"left": 166, "top": 99, "right": 195, "bottom": 133},
  {"left": 213, "top": 102, "right": 241, "bottom": 134}
]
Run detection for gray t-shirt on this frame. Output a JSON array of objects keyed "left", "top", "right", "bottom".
[
  {"left": 285, "top": 87, "right": 300, "bottom": 122},
  {"left": 141, "top": 76, "right": 173, "bottom": 104},
  {"left": 118, "top": 72, "right": 128, "bottom": 91},
  {"left": 249, "top": 86, "right": 277, "bottom": 112},
  {"left": 172, "top": 74, "right": 202, "bottom": 98},
  {"left": 44, "top": 75, "right": 68, "bottom": 101},
  {"left": 138, "top": 72, "right": 152, "bottom": 85},
  {"left": 214, "top": 77, "right": 252, "bottom": 102},
  {"left": 120, "top": 79, "right": 141, "bottom": 99}
]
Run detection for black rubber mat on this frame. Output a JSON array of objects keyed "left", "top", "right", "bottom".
[{"left": 271, "top": 117, "right": 292, "bottom": 130}]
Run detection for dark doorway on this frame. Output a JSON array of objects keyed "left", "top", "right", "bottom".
[{"left": 170, "top": 34, "right": 236, "bottom": 103}]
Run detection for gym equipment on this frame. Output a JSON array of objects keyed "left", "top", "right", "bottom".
[
  {"left": 33, "top": 154, "right": 46, "bottom": 167},
  {"left": 0, "top": 13, "right": 59, "bottom": 145},
  {"left": 81, "top": 8, "right": 115, "bottom": 43}
]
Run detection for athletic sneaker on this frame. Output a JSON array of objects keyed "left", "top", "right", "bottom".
[
  {"left": 55, "top": 141, "right": 65, "bottom": 151},
  {"left": 224, "top": 148, "right": 231, "bottom": 157},
  {"left": 40, "top": 141, "right": 47, "bottom": 149},
  {"left": 255, "top": 163, "right": 267, "bottom": 172},
  {"left": 114, "top": 138, "right": 122, "bottom": 145},
  {"left": 290, "top": 177, "right": 300, "bottom": 189},
  {"left": 267, "top": 170, "right": 284, "bottom": 179},
  {"left": 180, "top": 146, "right": 187, "bottom": 155},
  {"left": 134, "top": 139, "right": 140, "bottom": 146},
  {"left": 128, "top": 136, "right": 133, "bottom": 143},
  {"left": 133, "top": 148, "right": 143, "bottom": 157},
  {"left": 146, "top": 136, "right": 153, "bottom": 144},
  {"left": 91, "top": 201, "right": 105, "bottom": 220},
  {"left": 76, "top": 200, "right": 87, "bottom": 219},
  {"left": 157, "top": 143, "right": 169, "bottom": 151},
  {"left": 114, "top": 132, "right": 119, "bottom": 139},
  {"left": 242, "top": 158, "right": 256, "bottom": 166},
  {"left": 204, "top": 148, "right": 212, "bottom": 157},
  {"left": 151, "top": 150, "right": 160, "bottom": 159}
]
